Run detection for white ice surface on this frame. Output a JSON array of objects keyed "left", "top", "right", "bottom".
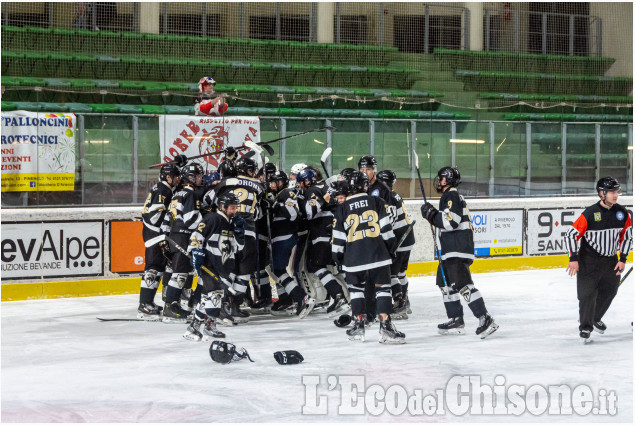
[{"left": 1, "top": 269, "right": 632, "bottom": 423}]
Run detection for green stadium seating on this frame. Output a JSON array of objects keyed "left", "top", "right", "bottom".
[
  {"left": 503, "top": 113, "right": 633, "bottom": 122},
  {"left": 6, "top": 101, "right": 469, "bottom": 120},
  {"left": 1, "top": 101, "right": 16, "bottom": 111},
  {"left": 434, "top": 48, "right": 617, "bottom": 76}
]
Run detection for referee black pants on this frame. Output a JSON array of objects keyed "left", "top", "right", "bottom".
[{"left": 577, "top": 251, "right": 620, "bottom": 333}]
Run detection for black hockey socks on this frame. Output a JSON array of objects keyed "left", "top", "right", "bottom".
[
  {"left": 278, "top": 271, "right": 307, "bottom": 303},
  {"left": 256, "top": 269, "right": 272, "bottom": 302},
  {"left": 315, "top": 268, "right": 342, "bottom": 298},
  {"left": 461, "top": 284, "right": 487, "bottom": 318},
  {"left": 375, "top": 284, "right": 393, "bottom": 315},
  {"left": 390, "top": 276, "right": 402, "bottom": 300}
]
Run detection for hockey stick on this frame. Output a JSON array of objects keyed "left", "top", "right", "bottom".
[
  {"left": 619, "top": 266, "right": 632, "bottom": 286},
  {"left": 97, "top": 318, "right": 145, "bottom": 322},
  {"left": 320, "top": 147, "right": 332, "bottom": 179},
  {"left": 162, "top": 235, "right": 236, "bottom": 295},
  {"left": 413, "top": 150, "right": 449, "bottom": 292},
  {"left": 149, "top": 126, "right": 333, "bottom": 169},
  {"left": 390, "top": 220, "right": 416, "bottom": 257}
]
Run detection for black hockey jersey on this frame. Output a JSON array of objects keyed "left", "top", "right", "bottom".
[
  {"left": 430, "top": 188, "right": 474, "bottom": 261},
  {"left": 392, "top": 192, "right": 415, "bottom": 251},
  {"left": 204, "top": 176, "right": 265, "bottom": 219},
  {"left": 332, "top": 193, "right": 396, "bottom": 272},
  {"left": 141, "top": 181, "right": 174, "bottom": 235},
  {"left": 565, "top": 201, "right": 632, "bottom": 262},
  {"left": 189, "top": 210, "right": 236, "bottom": 286},
  {"left": 166, "top": 185, "right": 203, "bottom": 234},
  {"left": 305, "top": 182, "right": 337, "bottom": 244},
  {"left": 271, "top": 187, "right": 301, "bottom": 242}
]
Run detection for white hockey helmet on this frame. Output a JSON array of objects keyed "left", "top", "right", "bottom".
[
  {"left": 290, "top": 163, "right": 308, "bottom": 176},
  {"left": 198, "top": 76, "right": 216, "bottom": 92}
]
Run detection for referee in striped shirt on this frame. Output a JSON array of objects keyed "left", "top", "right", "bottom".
[{"left": 566, "top": 177, "right": 632, "bottom": 342}]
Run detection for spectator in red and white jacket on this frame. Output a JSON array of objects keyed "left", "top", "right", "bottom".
[
  {"left": 194, "top": 77, "right": 228, "bottom": 116},
  {"left": 565, "top": 176, "right": 632, "bottom": 343}
]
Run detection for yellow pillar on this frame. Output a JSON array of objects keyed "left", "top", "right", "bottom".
[
  {"left": 139, "top": 2, "right": 160, "bottom": 34},
  {"left": 317, "top": 2, "right": 334, "bottom": 43}
]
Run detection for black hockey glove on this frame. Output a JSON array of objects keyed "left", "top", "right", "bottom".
[
  {"left": 173, "top": 154, "right": 188, "bottom": 167},
  {"left": 232, "top": 216, "right": 246, "bottom": 236},
  {"left": 273, "top": 350, "right": 304, "bottom": 365},
  {"left": 225, "top": 146, "right": 237, "bottom": 161},
  {"left": 420, "top": 202, "right": 438, "bottom": 223},
  {"left": 190, "top": 248, "right": 205, "bottom": 273}
]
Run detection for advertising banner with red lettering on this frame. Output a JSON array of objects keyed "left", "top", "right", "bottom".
[
  {"left": 1, "top": 111, "right": 76, "bottom": 192},
  {"left": 159, "top": 116, "right": 260, "bottom": 170}
]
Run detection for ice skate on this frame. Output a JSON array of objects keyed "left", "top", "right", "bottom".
[
  {"left": 476, "top": 313, "right": 499, "bottom": 339},
  {"left": 391, "top": 296, "right": 408, "bottom": 320},
  {"left": 379, "top": 317, "right": 406, "bottom": 344},
  {"left": 327, "top": 294, "right": 350, "bottom": 318},
  {"left": 311, "top": 299, "right": 330, "bottom": 313},
  {"left": 346, "top": 316, "right": 366, "bottom": 342},
  {"left": 179, "top": 288, "right": 193, "bottom": 312},
  {"left": 438, "top": 316, "right": 466, "bottom": 335},
  {"left": 405, "top": 295, "right": 412, "bottom": 314},
  {"left": 137, "top": 303, "right": 162, "bottom": 321},
  {"left": 250, "top": 299, "right": 273, "bottom": 315},
  {"left": 224, "top": 299, "right": 249, "bottom": 324},
  {"left": 271, "top": 299, "right": 295, "bottom": 316},
  {"left": 203, "top": 317, "right": 225, "bottom": 339},
  {"left": 215, "top": 308, "right": 237, "bottom": 326},
  {"left": 296, "top": 295, "right": 316, "bottom": 319},
  {"left": 162, "top": 301, "right": 191, "bottom": 323},
  {"left": 593, "top": 320, "right": 607, "bottom": 334},
  {"left": 183, "top": 317, "right": 203, "bottom": 341},
  {"left": 580, "top": 330, "right": 592, "bottom": 344}
]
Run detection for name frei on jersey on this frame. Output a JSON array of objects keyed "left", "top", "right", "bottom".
[
  {"left": 332, "top": 193, "right": 396, "bottom": 272},
  {"left": 565, "top": 201, "right": 632, "bottom": 260}
]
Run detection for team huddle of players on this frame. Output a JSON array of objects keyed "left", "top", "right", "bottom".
[{"left": 138, "top": 148, "right": 417, "bottom": 343}]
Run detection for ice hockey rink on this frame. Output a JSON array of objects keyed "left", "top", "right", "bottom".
[{"left": 1, "top": 268, "right": 632, "bottom": 423}]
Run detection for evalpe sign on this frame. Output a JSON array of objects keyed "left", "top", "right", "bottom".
[{"left": 1, "top": 221, "right": 104, "bottom": 280}]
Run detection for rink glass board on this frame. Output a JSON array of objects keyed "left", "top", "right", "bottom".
[
  {"left": 1, "top": 220, "right": 104, "bottom": 280},
  {"left": 469, "top": 209, "right": 524, "bottom": 257},
  {"left": 527, "top": 206, "right": 633, "bottom": 256},
  {"left": 109, "top": 220, "right": 144, "bottom": 274}
]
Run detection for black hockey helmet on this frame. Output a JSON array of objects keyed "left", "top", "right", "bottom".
[
  {"left": 596, "top": 176, "right": 620, "bottom": 194},
  {"left": 377, "top": 169, "right": 396, "bottom": 189},
  {"left": 219, "top": 160, "right": 238, "bottom": 179},
  {"left": 434, "top": 166, "right": 461, "bottom": 193},
  {"left": 272, "top": 170, "right": 289, "bottom": 188},
  {"left": 217, "top": 191, "right": 240, "bottom": 210},
  {"left": 296, "top": 168, "right": 317, "bottom": 187},
  {"left": 358, "top": 155, "right": 378, "bottom": 171},
  {"left": 340, "top": 167, "right": 355, "bottom": 181},
  {"left": 349, "top": 170, "right": 369, "bottom": 194},
  {"left": 181, "top": 163, "right": 204, "bottom": 186},
  {"left": 330, "top": 179, "right": 350, "bottom": 197},
  {"left": 257, "top": 162, "right": 277, "bottom": 180},
  {"left": 160, "top": 162, "right": 180, "bottom": 182},
  {"left": 235, "top": 156, "right": 257, "bottom": 176}
]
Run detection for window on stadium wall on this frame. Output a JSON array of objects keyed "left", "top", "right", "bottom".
[
  {"left": 528, "top": 3, "right": 590, "bottom": 55},
  {"left": 393, "top": 14, "right": 461, "bottom": 53},
  {"left": 249, "top": 15, "right": 310, "bottom": 41}
]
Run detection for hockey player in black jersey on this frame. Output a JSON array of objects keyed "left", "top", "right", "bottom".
[
  {"left": 183, "top": 192, "right": 240, "bottom": 341},
  {"left": 268, "top": 170, "right": 316, "bottom": 318},
  {"left": 332, "top": 171, "right": 405, "bottom": 344},
  {"left": 358, "top": 156, "right": 393, "bottom": 205},
  {"left": 137, "top": 163, "right": 181, "bottom": 320},
  {"left": 420, "top": 166, "right": 498, "bottom": 338},
  {"left": 251, "top": 162, "right": 278, "bottom": 311},
  {"left": 297, "top": 168, "right": 350, "bottom": 317},
  {"left": 565, "top": 177, "right": 632, "bottom": 343},
  {"left": 162, "top": 163, "right": 205, "bottom": 323},
  {"left": 204, "top": 155, "right": 265, "bottom": 321},
  {"left": 377, "top": 169, "right": 416, "bottom": 320}
]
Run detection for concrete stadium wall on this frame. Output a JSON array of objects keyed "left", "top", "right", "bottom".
[{"left": 2, "top": 196, "right": 631, "bottom": 301}]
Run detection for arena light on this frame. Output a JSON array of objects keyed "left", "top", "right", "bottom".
[
  {"left": 449, "top": 139, "right": 486, "bottom": 144},
  {"left": 628, "top": 146, "right": 633, "bottom": 150},
  {"left": 87, "top": 140, "right": 110, "bottom": 144},
  {"left": 346, "top": 156, "right": 353, "bottom": 161},
  {"left": 313, "top": 139, "right": 324, "bottom": 145}
]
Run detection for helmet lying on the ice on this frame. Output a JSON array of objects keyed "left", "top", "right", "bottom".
[{"left": 210, "top": 340, "right": 253, "bottom": 364}]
